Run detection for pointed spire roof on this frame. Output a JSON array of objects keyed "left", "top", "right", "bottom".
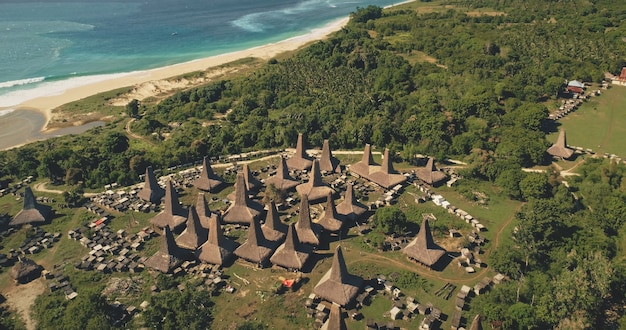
[
  {"left": 316, "top": 192, "right": 343, "bottom": 233},
  {"left": 296, "top": 160, "right": 335, "bottom": 203},
  {"left": 223, "top": 172, "right": 262, "bottom": 225},
  {"left": 193, "top": 156, "right": 226, "bottom": 192},
  {"left": 196, "top": 215, "right": 238, "bottom": 265},
  {"left": 195, "top": 193, "right": 217, "bottom": 229},
  {"left": 369, "top": 149, "right": 408, "bottom": 189},
  {"left": 402, "top": 219, "right": 446, "bottom": 267},
  {"left": 137, "top": 166, "right": 165, "bottom": 203},
  {"left": 176, "top": 206, "right": 208, "bottom": 250},
  {"left": 234, "top": 218, "right": 274, "bottom": 265},
  {"left": 261, "top": 201, "right": 287, "bottom": 242},
  {"left": 547, "top": 129, "right": 574, "bottom": 159},
  {"left": 286, "top": 133, "right": 314, "bottom": 171},
  {"left": 313, "top": 246, "right": 363, "bottom": 306},
  {"left": 145, "top": 225, "right": 186, "bottom": 273},
  {"left": 265, "top": 156, "right": 299, "bottom": 191},
  {"left": 336, "top": 182, "right": 367, "bottom": 221},
  {"left": 321, "top": 304, "right": 347, "bottom": 330},
  {"left": 149, "top": 180, "right": 188, "bottom": 232},
  {"left": 243, "top": 164, "right": 263, "bottom": 191},
  {"left": 294, "top": 194, "right": 320, "bottom": 246},
  {"left": 319, "top": 139, "right": 341, "bottom": 173},
  {"left": 350, "top": 144, "right": 377, "bottom": 179},
  {"left": 9, "top": 186, "right": 52, "bottom": 226},
  {"left": 415, "top": 157, "right": 447, "bottom": 185},
  {"left": 269, "top": 224, "right": 311, "bottom": 270}
]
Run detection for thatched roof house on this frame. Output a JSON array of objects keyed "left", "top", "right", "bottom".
[
  {"left": 265, "top": 156, "right": 299, "bottom": 191},
  {"left": 269, "top": 224, "right": 311, "bottom": 270},
  {"left": 193, "top": 156, "right": 226, "bottom": 192},
  {"left": 145, "top": 225, "right": 186, "bottom": 273},
  {"left": 368, "top": 149, "right": 407, "bottom": 189},
  {"left": 316, "top": 192, "right": 343, "bottom": 233},
  {"left": 313, "top": 246, "right": 363, "bottom": 306},
  {"left": 547, "top": 129, "right": 574, "bottom": 159},
  {"left": 9, "top": 186, "right": 52, "bottom": 226},
  {"left": 227, "top": 164, "right": 263, "bottom": 200},
  {"left": 336, "top": 182, "right": 367, "bottom": 221},
  {"left": 319, "top": 139, "right": 341, "bottom": 174},
  {"left": 137, "top": 166, "right": 165, "bottom": 203},
  {"left": 350, "top": 144, "right": 377, "bottom": 179},
  {"left": 10, "top": 257, "right": 42, "bottom": 284},
  {"left": 223, "top": 172, "right": 263, "bottom": 225},
  {"left": 176, "top": 206, "right": 208, "bottom": 250},
  {"left": 286, "top": 133, "right": 314, "bottom": 171},
  {"left": 234, "top": 217, "right": 274, "bottom": 266},
  {"left": 321, "top": 303, "right": 347, "bottom": 330},
  {"left": 295, "top": 194, "right": 321, "bottom": 246},
  {"left": 149, "top": 180, "right": 188, "bottom": 232},
  {"left": 415, "top": 157, "right": 447, "bottom": 185},
  {"left": 196, "top": 215, "right": 238, "bottom": 265},
  {"left": 296, "top": 160, "right": 335, "bottom": 203},
  {"left": 196, "top": 193, "right": 218, "bottom": 230},
  {"left": 403, "top": 219, "right": 446, "bottom": 268},
  {"left": 261, "top": 201, "right": 287, "bottom": 243}
]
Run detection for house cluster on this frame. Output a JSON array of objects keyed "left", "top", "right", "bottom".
[
  {"left": 43, "top": 270, "right": 78, "bottom": 300},
  {"left": 0, "top": 175, "right": 33, "bottom": 198},
  {"left": 451, "top": 273, "right": 506, "bottom": 330},
  {"left": 17, "top": 227, "right": 61, "bottom": 255},
  {"left": 548, "top": 98, "right": 583, "bottom": 120}
]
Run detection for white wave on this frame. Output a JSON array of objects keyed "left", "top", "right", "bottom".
[
  {"left": 232, "top": 0, "right": 340, "bottom": 32},
  {"left": 0, "top": 109, "right": 15, "bottom": 117},
  {"left": 231, "top": 14, "right": 267, "bottom": 33},
  {"left": 0, "top": 77, "right": 46, "bottom": 89}
]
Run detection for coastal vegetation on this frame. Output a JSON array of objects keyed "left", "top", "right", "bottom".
[{"left": 1, "top": 0, "right": 626, "bottom": 328}]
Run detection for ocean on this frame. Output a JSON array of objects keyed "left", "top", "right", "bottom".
[{"left": 0, "top": 0, "right": 402, "bottom": 108}]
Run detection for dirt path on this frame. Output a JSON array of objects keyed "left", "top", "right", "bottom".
[
  {"left": 4, "top": 279, "right": 46, "bottom": 330},
  {"left": 33, "top": 182, "right": 63, "bottom": 195},
  {"left": 124, "top": 118, "right": 154, "bottom": 146}
]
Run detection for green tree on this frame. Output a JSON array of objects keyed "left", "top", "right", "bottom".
[
  {"left": 126, "top": 99, "right": 140, "bottom": 118},
  {"left": 373, "top": 206, "right": 407, "bottom": 235}
]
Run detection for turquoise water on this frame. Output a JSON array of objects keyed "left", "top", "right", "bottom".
[{"left": 0, "top": 0, "right": 401, "bottom": 107}]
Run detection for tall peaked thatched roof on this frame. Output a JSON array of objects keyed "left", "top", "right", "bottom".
[
  {"left": 296, "top": 160, "right": 335, "bottom": 203},
  {"left": 193, "top": 156, "right": 226, "bottom": 192},
  {"left": 137, "top": 166, "right": 165, "bottom": 203},
  {"left": 196, "top": 193, "right": 218, "bottom": 229},
  {"left": 176, "top": 206, "right": 208, "bottom": 250},
  {"left": 319, "top": 139, "right": 341, "bottom": 173},
  {"left": 350, "top": 144, "right": 377, "bottom": 178},
  {"left": 286, "top": 133, "right": 314, "bottom": 171},
  {"left": 243, "top": 164, "right": 263, "bottom": 191},
  {"left": 316, "top": 192, "right": 343, "bottom": 233},
  {"left": 9, "top": 187, "right": 52, "bottom": 226},
  {"left": 223, "top": 172, "right": 263, "bottom": 225},
  {"left": 234, "top": 217, "right": 274, "bottom": 265},
  {"left": 261, "top": 201, "right": 287, "bottom": 242},
  {"left": 336, "top": 182, "right": 367, "bottom": 221},
  {"left": 145, "top": 226, "right": 186, "bottom": 273},
  {"left": 10, "top": 257, "right": 43, "bottom": 284},
  {"left": 313, "top": 246, "right": 363, "bottom": 306},
  {"left": 269, "top": 224, "right": 311, "bottom": 270},
  {"left": 403, "top": 219, "right": 446, "bottom": 267},
  {"left": 547, "top": 129, "right": 575, "bottom": 159},
  {"left": 415, "top": 157, "right": 447, "bottom": 185},
  {"left": 196, "top": 215, "right": 238, "bottom": 265},
  {"left": 368, "top": 149, "right": 408, "bottom": 189},
  {"left": 295, "top": 194, "right": 321, "bottom": 246},
  {"left": 321, "top": 304, "right": 348, "bottom": 330},
  {"left": 265, "top": 156, "right": 299, "bottom": 191},
  {"left": 149, "top": 180, "right": 188, "bottom": 232}
]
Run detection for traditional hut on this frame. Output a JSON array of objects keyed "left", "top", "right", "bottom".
[
  {"left": 10, "top": 258, "right": 42, "bottom": 284},
  {"left": 195, "top": 193, "right": 218, "bottom": 230},
  {"left": 196, "top": 215, "right": 238, "bottom": 265},
  {"left": 313, "top": 246, "right": 363, "bottom": 306},
  {"left": 261, "top": 201, "right": 287, "bottom": 243},
  {"left": 403, "top": 219, "right": 446, "bottom": 268},
  {"left": 9, "top": 186, "right": 52, "bottom": 226},
  {"left": 547, "top": 129, "right": 575, "bottom": 159},
  {"left": 321, "top": 303, "right": 347, "bottom": 330},
  {"left": 137, "top": 166, "right": 165, "bottom": 203},
  {"left": 243, "top": 164, "right": 262, "bottom": 191},
  {"left": 269, "top": 224, "right": 311, "bottom": 270},
  {"left": 349, "top": 144, "right": 377, "bottom": 179},
  {"left": 319, "top": 139, "right": 341, "bottom": 174},
  {"left": 296, "top": 160, "right": 335, "bottom": 203},
  {"left": 234, "top": 218, "right": 274, "bottom": 266},
  {"left": 295, "top": 194, "right": 321, "bottom": 246},
  {"left": 336, "top": 182, "right": 367, "bottom": 221},
  {"left": 222, "top": 172, "right": 263, "bottom": 225},
  {"left": 176, "top": 206, "right": 208, "bottom": 250},
  {"left": 149, "top": 180, "right": 188, "bottom": 232},
  {"left": 415, "top": 157, "right": 448, "bottom": 186},
  {"left": 316, "top": 192, "right": 343, "bottom": 233},
  {"left": 144, "top": 226, "right": 186, "bottom": 273},
  {"left": 286, "top": 133, "right": 314, "bottom": 171},
  {"left": 368, "top": 149, "right": 407, "bottom": 189},
  {"left": 265, "top": 156, "right": 299, "bottom": 191},
  {"left": 193, "top": 156, "right": 226, "bottom": 192}
]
